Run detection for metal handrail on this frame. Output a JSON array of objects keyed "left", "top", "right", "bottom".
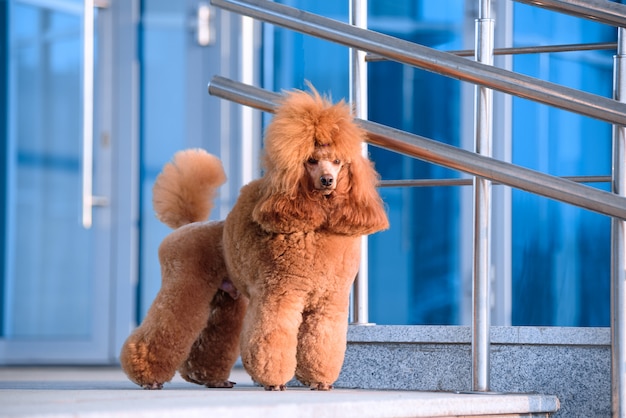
[
  {"left": 379, "top": 175, "right": 612, "bottom": 188},
  {"left": 210, "top": 0, "right": 626, "bottom": 126},
  {"left": 514, "top": 0, "right": 626, "bottom": 28},
  {"left": 450, "top": 41, "right": 617, "bottom": 57},
  {"left": 208, "top": 76, "right": 626, "bottom": 221},
  {"left": 366, "top": 42, "right": 617, "bottom": 62}
]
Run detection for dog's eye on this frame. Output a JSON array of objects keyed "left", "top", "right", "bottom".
[
  {"left": 333, "top": 159, "right": 341, "bottom": 165},
  {"left": 307, "top": 158, "right": 318, "bottom": 165}
]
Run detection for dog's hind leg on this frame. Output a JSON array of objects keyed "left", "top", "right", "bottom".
[
  {"left": 119, "top": 223, "right": 224, "bottom": 389},
  {"left": 178, "top": 289, "right": 247, "bottom": 387}
]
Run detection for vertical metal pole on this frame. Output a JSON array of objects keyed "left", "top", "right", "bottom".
[
  {"left": 611, "top": 26, "right": 626, "bottom": 418},
  {"left": 82, "top": 0, "right": 95, "bottom": 229},
  {"left": 472, "top": 0, "right": 494, "bottom": 392},
  {"left": 350, "top": 0, "right": 371, "bottom": 325},
  {"left": 241, "top": 15, "right": 256, "bottom": 186}
]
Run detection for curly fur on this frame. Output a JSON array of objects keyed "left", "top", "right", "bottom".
[
  {"left": 153, "top": 150, "right": 226, "bottom": 229},
  {"left": 119, "top": 85, "right": 389, "bottom": 391},
  {"left": 253, "top": 88, "right": 388, "bottom": 235}
]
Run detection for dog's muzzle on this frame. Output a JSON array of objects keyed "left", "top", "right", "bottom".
[{"left": 320, "top": 175, "right": 334, "bottom": 188}]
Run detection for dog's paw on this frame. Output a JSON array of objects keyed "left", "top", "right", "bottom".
[
  {"left": 205, "top": 380, "right": 236, "bottom": 389},
  {"left": 264, "top": 384, "right": 286, "bottom": 391},
  {"left": 309, "top": 382, "right": 333, "bottom": 391},
  {"left": 181, "top": 371, "right": 236, "bottom": 389},
  {"left": 142, "top": 382, "right": 163, "bottom": 390}
]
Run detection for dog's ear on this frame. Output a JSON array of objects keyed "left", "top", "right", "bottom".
[
  {"left": 326, "top": 155, "right": 389, "bottom": 236},
  {"left": 252, "top": 186, "right": 327, "bottom": 234}
]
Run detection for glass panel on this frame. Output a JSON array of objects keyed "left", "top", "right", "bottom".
[
  {"left": 367, "top": 0, "right": 464, "bottom": 324},
  {"left": 270, "top": 1, "right": 614, "bottom": 327},
  {"left": 3, "top": 2, "right": 93, "bottom": 339},
  {"left": 139, "top": 1, "right": 189, "bottom": 320},
  {"left": 511, "top": 4, "right": 614, "bottom": 327},
  {"left": 138, "top": 0, "right": 253, "bottom": 324},
  {"left": 270, "top": 0, "right": 465, "bottom": 325}
]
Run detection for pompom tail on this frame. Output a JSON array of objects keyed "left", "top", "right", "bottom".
[{"left": 153, "top": 149, "right": 226, "bottom": 229}]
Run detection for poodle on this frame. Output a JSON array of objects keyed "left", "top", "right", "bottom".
[{"left": 120, "top": 86, "right": 389, "bottom": 391}]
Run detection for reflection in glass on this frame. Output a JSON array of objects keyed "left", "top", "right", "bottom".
[{"left": 4, "top": 3, "right": 92, "bottom": 338}]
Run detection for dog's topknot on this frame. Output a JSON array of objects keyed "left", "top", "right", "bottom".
[{"left": 261, "top": 85, "right": 366, "bottom": 197}]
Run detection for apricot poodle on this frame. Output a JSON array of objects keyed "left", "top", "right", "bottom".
[{"left": 120, "top": 86, "right": 389, "bottom": 391}]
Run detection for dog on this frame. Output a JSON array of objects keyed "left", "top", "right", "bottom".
[{"left": 120, "top": 85, "right": 389, "bottom": 391}]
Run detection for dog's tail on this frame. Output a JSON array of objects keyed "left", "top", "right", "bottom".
[{"left": 152, "top": 149, "right": 226, "bottom": 229}]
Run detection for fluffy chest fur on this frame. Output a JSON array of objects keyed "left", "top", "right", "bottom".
[{"left": 223, "top": 180, "right": 361, "bottom": 300}]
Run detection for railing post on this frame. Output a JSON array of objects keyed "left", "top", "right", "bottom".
[
  {"left": 472, "top": 0, "right": 494, "bottom": 392},
  {"left": 612, "top": 26, "right": 626, "bottom": 418},
  {"left": 349, "top": 0, "right": 372, "bottom": 325}
]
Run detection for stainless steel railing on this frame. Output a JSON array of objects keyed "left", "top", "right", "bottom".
[
  {"left": 379, "top": 176, "right": 612, "bottom": 188},
  {"left": 613, "top": 26, "right": 626, "bottom": 418},
  {"left": 349, "top": 0, "right": 371, "bottom": 326},
  {"left": 367, "top": 41, "right": 617, "bottom": 61},
  {"left": 209, "top": 0, "right": 626, "bottom": 413},
  {"left": 515, "top": 0, "right": 626, "bottom": 27},
  {"left": 471, "top": 0, "right": 494, "bottom": 391},
  {"left": 211, "top": 0, "right": 626, "bottom": 126},
  {"left": 208, "top": 76, "right": 626, "bottom": 220}
]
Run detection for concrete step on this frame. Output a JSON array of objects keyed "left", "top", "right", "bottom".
[
  {"left": 339, "top": 325, "right": 609, "bottom": 418},
  {"left": 0, "top": 367, "right": 559, "bottom": 418}
]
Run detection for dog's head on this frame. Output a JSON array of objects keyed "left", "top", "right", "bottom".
[
  {"left": 260, "top": 85, "right": 362, "bottom": 198},
  {"left": 252, "top": 84, "right": 389, "bottom": 235}
]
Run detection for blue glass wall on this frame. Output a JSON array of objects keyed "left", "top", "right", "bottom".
[
  {"left": 269, "top": 1, "right": 350, "bottom": 96},
  {"left": 139, "top": 1, "right": 190, "bottom": 319},
  {"left": 271, "top": 0, "right": 465, "bottom": 325},
  {"left": 0, "top": 0, "right": 8, "bottom": 338},
  {"left": 511, "top": 4, "right": 615, "bottom": 326},
  {"left": 1, "top": 0, "right": 619, "bottom": 343},
  {"left": 3, "top": 2, "right": 95, "bottom": 338},
  {"left": 366, "top": 3, "right": 464, "bottom": 325},
  {"left": 271, "top": 1, "right": 617, "bottom": 327}
]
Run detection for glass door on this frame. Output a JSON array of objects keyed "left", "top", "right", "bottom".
[
  {"left": 1, "top": 0, "right": 113, "bottom": 363},
  {"left": 136, "top": 0, "right": 260, "bottom": 322}
]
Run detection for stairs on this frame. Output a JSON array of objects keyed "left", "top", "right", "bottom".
[{"left": 337, "top": 325, "right": 609, "bottom": 417}]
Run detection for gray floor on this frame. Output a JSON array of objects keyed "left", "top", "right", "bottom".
[{"left": 0, "top": 366, "right": 559, "bottom": 418}]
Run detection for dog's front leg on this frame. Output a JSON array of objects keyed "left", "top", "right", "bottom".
[
  {"left": 239, "top": 291, "right": 306, "bottom": 390},
  {"left": 295, "top": 292, "right": 350, "bottom": 390}
]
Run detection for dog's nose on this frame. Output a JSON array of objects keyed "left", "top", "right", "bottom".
[{"left": 320, "top": 175, "right": 334, "bottom": 187}]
